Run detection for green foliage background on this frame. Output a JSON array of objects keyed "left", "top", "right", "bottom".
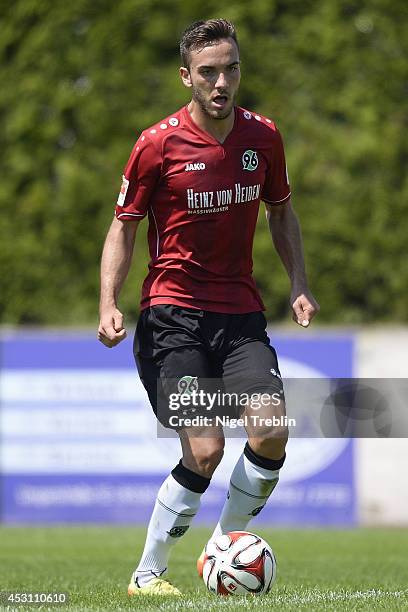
[{"left": 1, "top": 0, "right": 407, "bottom": 324}]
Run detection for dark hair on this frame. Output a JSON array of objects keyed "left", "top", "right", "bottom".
[{"left": 180, "top": 19, "right": 239, "bottom": 68}]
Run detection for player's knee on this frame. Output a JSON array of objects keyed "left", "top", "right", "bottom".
[
  {"left": 194, "top": 442, "right": 225, "bottom": 477},
  {"left": 269, "top": 424, "right": 289, "bottom": 447},
  {"left": 272, "top": 424, "right": 289, "bottom": 444},
  {"left": 251, "top": 426, "right": 289, "bottom": 455}
]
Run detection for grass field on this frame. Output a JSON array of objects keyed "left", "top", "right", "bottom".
[{"left": 1, "top": 527, "right": 408, "bottom": 611}]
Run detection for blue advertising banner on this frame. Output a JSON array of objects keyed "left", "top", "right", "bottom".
[{"left": 1, "top": 331, "right": 354, "bottom": 525}]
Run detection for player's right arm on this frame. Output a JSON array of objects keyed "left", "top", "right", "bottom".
[
  {"left": 99, "top": 131, "right": 161, "bottom": 348},
  {"left": 98, "top": 217, "right": 140, "bottom": 348}
]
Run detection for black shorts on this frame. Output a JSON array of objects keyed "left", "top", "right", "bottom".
[{"left": 134, "top": 305, "right": 284, "bottom": 429}]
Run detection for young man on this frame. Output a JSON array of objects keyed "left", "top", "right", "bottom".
[{"left": 98, "top": 19, "right": 319, "bottom": 596}]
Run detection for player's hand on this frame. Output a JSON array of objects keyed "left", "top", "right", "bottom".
[
  {"left": 291, "top": 290, "right": 320, "bottom": 328},
  {"left": 98, "top": 306, "right": 127, "bottom": 348}
]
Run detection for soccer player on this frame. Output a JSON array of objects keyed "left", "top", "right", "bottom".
[{"left": 98, "top": 19, "right": 319, "bottom": 596}]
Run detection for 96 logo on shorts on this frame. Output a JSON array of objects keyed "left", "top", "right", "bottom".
[
  {"left": 177, "top": 376, "right": 199, "bottom": 395},
  {"left": 242, "top": 149, "right": 258, "bottom": 171}
]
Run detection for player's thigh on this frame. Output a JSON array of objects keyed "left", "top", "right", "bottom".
[
  {"left": 135, "top": 344, "right": 218, "bottom": 428},
  {"left": 222, "top": 330, "right": 284, "bottom": 398},
  {"left": 223, "top": 338, "right": 286, "bottom": 434},
  {"left": 134, "top": 305, "right": 214, "bottom": 428}
]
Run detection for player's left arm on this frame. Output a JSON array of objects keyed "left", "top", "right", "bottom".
[{"left": 265, "top": 198, "right": 320, "bottom": 327}]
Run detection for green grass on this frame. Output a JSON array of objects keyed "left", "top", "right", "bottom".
[{"left": 1, "top": 527, "right": 408, "bottom": 611}]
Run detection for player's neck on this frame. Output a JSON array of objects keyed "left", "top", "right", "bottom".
[{"left": 187, "top": 101, "right": 235, "bottom": 144}]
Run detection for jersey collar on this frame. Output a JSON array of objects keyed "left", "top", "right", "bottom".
[{"left": 182, "top": 105, "right": 239, "bottom": 146}]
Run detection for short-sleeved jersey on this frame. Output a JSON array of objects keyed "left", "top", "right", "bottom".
[{"left": 115, "top": 105, "right": 291, "bottom": 314}]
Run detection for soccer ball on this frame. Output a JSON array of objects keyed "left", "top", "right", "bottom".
[{"left": 202, "top": 531, "right": 276, "bottom": 596}]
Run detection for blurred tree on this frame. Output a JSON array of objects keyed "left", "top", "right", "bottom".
[{"left": 0, "top": 0, "right": 406, "bottom": 324}]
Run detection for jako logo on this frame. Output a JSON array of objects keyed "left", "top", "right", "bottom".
[{"left": 185, "top": 162, "right": 206, "bottom": 171}]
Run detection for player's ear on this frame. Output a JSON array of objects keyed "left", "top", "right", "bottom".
[{"left": 180, "top": 66, "right": 192, "bottom": 88}]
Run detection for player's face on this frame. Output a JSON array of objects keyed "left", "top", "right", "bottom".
[{"left": 181, "top": 39, "right": 240, "bottom": 120}]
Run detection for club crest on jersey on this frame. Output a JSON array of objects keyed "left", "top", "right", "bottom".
[
  {"left": 242, "top": 150, "right": 258, "bottom": 171},
  {"left": 185, "top": 162, "right": 206, "bottom": 171}
]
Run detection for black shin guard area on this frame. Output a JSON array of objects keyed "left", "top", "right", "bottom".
[
  {"left": 244, "top": 442, "right": 286, "bottom": 470},
  {"left": 171, "top": 460, "right": 211, "bottom": 493}
]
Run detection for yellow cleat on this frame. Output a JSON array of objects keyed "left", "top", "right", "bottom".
[
  {"left": 196, "top": 548, "right": 206, "bottom": 578},
  {"left": 128, "top": 574, "right": 182, "bottom": 596}
]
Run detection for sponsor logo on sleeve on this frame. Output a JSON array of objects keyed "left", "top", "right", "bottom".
[{"left": 117, "top": 175, "right": 129, "bottom": 207}]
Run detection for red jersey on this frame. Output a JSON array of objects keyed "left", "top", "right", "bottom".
[{"left": 115, "top": 105, "right": 291, "bottom": 313}]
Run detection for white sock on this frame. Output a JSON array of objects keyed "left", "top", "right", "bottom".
[
  {"left": 135, "top": 473, "right": 203, "bottom": 586},
  {"left": 210, "top": 445, "right": 284, "bottom": 542}
]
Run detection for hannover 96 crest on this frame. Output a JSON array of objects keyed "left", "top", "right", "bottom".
[
  {"left": 177, "top": 376, "right": 199, "bottom": 395},
  {"left": 242, "top": 149, "right": 258, "bottom": 171}
]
